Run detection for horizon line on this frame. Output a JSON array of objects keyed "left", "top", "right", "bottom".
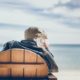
[{"left": 0, "top": 43, "right": 80, "bottom": 46}]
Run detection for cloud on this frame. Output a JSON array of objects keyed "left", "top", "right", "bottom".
[
  {"left": 0, "top": 0, "right": 80, "bottom": 44},
  {"left": 39, "top": 0, "right": 80, "bottom": 29},
  {"left": 0, "top": 0, "right": 72, "bottom": 10},
  {"left": 0, "top": 0, "right": 58, "bottom": 10},
  {"left": 0, "top": 7, "right": 43, "bottom": 25},
  {"left": 23, "top": 0, "right": 58, "bottom": 9},
  {"left": 62, "top": 19, "right": 80, "bottom": 28},
  {"left": 43, "top": 0, "right": 80, "bottom": 18},
  {"left": 54, "top": 0, "right": 80, "bottom": 9},
  {"left": 0, "top": 23, "right": 27, "bottom": 29},
  {"left": 1, "top": 0, "right": 80, "bottom": 19},
  {"left": 0, "top": 28, "right": 24, "bottom": 44}
]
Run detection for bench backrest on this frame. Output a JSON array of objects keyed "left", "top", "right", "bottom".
[{"left": 0, "top": 49, "right": 48, "bottom": 77}]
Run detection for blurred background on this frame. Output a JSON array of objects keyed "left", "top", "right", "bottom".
[{"left": 0, "top": 0, "right": 80, "bottom": 80}]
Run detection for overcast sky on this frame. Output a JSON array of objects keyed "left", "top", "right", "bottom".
[{"left": 0, "top": 0, "right": 80, "bottom": 44}]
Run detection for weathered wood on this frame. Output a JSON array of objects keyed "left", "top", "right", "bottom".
[
  {"left": 0, "top": 49, "right": 48, "bottom": 77},
  {"left": 0, "top": 49, "right": 57, "bottom": 80},
  {"left": 0, "top": 77, "right": 48, "bottom": 80}
]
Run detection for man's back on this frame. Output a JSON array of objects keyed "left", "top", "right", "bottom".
[
  {"left": 2, "top": 39, "right": 58, "bottom": 72},
  {"left": 2, "top": 40, "right": 44, "bottom": 54}
]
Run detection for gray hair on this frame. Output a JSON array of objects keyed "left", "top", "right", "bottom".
[{"left": 24, "top": 27, "right": 47, "bottom": 40}]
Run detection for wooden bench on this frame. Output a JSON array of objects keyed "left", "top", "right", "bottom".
[{"left": 0, "top": 48, "right": 57, "bottom": 80}]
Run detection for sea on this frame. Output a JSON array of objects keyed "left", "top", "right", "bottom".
[
  {"left": 0, "top": 44, "right": 80, "bottom": 80},
  {"left": 50, "top": 44, "right": 80, "bottom": 80}
]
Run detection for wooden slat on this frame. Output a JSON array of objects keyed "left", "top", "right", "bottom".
[
  {"left": 0, "top": 50, "right": 10, "bottom": 62},
  {"left": 25, "top": 50, "right": 37, "bottom": 63},
  {"left": 37, "top": 55, "right": 45, "bottom": 63},
  {"left": 0, "top": 68, "right": 10, "bottom": 77},
  {"left": 36, "top": 64, "right": 48, "bottom": 77},
  {"left": 0, "top": 64, "right": 48, "bottom": 77},
  {"left": 24, "top": 66, "right": 36, "bottom": 77},
  {"left": 11, "top": 49, "right": 24, "bottom": 62},
  {"left": 0, "top": 49, "right": 49, "bottom": 77},
  {"left": 11, "top": 68, "right": 23, "bottom": 77}
]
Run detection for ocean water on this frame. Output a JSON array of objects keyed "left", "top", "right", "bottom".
[
  {"left": 0, "top": 45, "right": 80, "bottom": 80},
  {"left": 50, "top": 45, "right": 80, "bottom": 71},
  {"left": 49, "top": 45, "right": 80, "bottom": 80}
]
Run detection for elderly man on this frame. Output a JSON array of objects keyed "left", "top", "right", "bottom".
[{"left": 2, "top": 27, "right": 58, "bottom": 73}]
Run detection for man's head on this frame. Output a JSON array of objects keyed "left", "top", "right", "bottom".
[{"left": 24, "top": 27, "right": 47, "bottom": 40}]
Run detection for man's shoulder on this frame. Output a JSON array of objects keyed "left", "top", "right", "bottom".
[
  {"left": 4, "top": 40, "right": 19, "bottom": 46},
  {"left": 2, "top": 40, "right": 20, "bottom": 51}
]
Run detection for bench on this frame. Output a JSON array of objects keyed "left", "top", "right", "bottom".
[{"left": 0, "top": 48, "right": 57, "bottom": 80}]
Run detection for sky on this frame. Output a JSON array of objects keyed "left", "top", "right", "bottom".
[{"left": 0, "top": 0, "right": 80, "bottom": 44}]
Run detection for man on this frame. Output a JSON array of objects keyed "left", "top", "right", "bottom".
[{"left": 2, "top": 27, "right": 58, "bottom": 73}]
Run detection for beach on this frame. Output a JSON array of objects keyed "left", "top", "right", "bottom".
[{"left": 53, "top": 70, "right": 80, "bottom": 80}]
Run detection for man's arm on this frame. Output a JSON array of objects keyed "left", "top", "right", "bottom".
[{"left": 39, "top": 41, "right": 58, "bottom": 72}]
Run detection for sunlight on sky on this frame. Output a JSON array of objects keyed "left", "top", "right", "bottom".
[
  {"left": 0, "top": 1, "right": 80, "bottom": 80},
  {"left": 0, "top": 0, "right": 80, "bottom": 44}
]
